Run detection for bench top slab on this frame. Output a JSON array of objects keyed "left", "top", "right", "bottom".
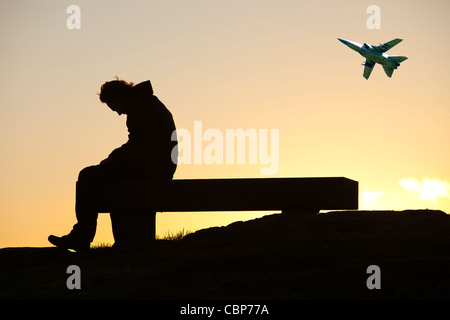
[{"left": 98, "top": 177, "right": 358, "bottom": 213}]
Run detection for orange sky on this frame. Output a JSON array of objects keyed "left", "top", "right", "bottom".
[{"left": 1, "top": 0, "right": 449, "bottom": 248}]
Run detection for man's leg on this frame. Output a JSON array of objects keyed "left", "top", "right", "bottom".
[
  {"left": 49, "top": 164, "right": 114, "bottom": 251},
  {"left": 72, "top": 178, "right": 99, "bottom": 243}
]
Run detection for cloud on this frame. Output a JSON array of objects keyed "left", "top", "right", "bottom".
[
  {"left": 362, "top": 191, "right": 382, "bottom": 202},
  {"left": 400, "top": 178, "right": 450, "bottom": 201}
]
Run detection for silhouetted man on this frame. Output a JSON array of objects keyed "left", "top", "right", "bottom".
[{"left": 49, "top": 78, "right": 177, "bottom": 251}]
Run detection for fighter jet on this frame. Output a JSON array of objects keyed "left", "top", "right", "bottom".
[{"left": 338, "top": 38, "right": 408, "bottom": 79}]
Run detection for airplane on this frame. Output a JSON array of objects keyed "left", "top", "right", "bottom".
[{"left": 338, "top": 38, "right": 408, "bottom": 79}]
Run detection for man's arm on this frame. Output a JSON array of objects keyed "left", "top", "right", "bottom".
[{"left": 100, "top": 142, "right": 131, "bottom": 164}]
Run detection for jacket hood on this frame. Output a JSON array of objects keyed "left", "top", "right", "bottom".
[{"left": 132, "top": 80, "right": 154, "bottom": 98}]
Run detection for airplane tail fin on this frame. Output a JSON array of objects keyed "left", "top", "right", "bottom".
[{"left": 389, "top": 56, "right": 408, "bottom": 63}]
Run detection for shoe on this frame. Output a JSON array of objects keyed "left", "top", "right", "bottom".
[{"left": 48, "top": 234, "right": 90, "bottom": 252}]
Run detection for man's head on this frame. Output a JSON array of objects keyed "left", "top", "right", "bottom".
[{"left": 99, "top": 77, "right": 135, "bottom": 115}]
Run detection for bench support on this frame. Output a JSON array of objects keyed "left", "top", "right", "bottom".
[{"left": 110, "top": 209, "right": 156, "bottom": 246}]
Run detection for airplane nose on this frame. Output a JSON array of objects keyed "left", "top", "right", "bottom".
[{"left": 338, "top": 38, "right": 360, "bottom": 51}]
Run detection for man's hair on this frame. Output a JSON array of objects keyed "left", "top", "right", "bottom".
[{"left": 99, "top": 76, "right": 135, "bottom": 103}]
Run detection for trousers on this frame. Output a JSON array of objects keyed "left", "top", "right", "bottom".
[{"left": 73, "top": 160, "right": 174, "bottom": 244}]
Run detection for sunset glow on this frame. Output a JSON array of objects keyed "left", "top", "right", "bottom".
[{"left": 1, "top": 0, "right": 449, "bottom": 248}]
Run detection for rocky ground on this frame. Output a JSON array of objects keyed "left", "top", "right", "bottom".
[{"left": 1, "top": 209, "right": 450, "bottom": 301}]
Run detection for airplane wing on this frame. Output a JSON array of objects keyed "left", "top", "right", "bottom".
[
  {"left": 374, "top": 38, "right": 403, "bottom": 53},
  {"left": 382, "top": 65, "right": 395, "bottom": 78},
  {"left": 363, "top": 59, "right": 375, "bottom": 80}
]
